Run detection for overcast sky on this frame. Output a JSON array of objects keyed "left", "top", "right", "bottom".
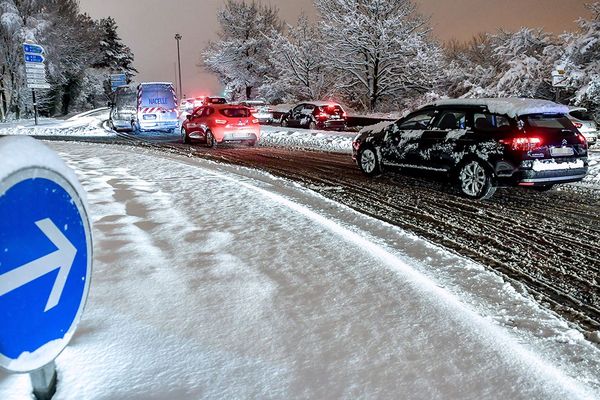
[{"left": 79, "top": 0, "right": 593, "bottom": 98}]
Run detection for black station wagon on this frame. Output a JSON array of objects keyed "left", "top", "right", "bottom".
[{"left": 352, "top": 98, "right": 589, "bottom": 199}]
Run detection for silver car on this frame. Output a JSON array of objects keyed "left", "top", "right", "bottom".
[
  {"left": 568, "top": 107, "right": 598, "bottom": 146},
  {"left": 239, "top": 100, "right": 274, "bottom": 124}
]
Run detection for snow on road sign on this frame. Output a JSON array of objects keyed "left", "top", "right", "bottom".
[{"left": 0, "top": 137, "right": 92, "bottom": 373}]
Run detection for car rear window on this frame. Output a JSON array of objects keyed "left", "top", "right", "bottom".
[
  {"left": 219, "top": 108, "right": 250, "bottom": 118},
  {"left": 318, "top": 105, "right": 344, "bottom": 116},
  {"left": 525, "top": 115, "right": 573, "bottom": 129},
  {"left": 569, "top": 110, "right": 593, "bottom": 121}
]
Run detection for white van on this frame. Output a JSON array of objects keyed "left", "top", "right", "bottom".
[{"left": 134, "top": 82, "right": 179, "bottom": 132}]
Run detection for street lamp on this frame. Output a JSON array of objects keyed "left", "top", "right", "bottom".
[{"left": 174, "top": 33, "right": 183, "bottom": 100}]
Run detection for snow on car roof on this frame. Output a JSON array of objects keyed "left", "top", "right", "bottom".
[
  {"left": 307, "top": 101, "right": 343, "bottom": 107},
  {"left": 139, "top": 82, "right": 174, "bottom": 86},
  {"left": 433, "top": 98, "right": 570, "bottom": 118}
]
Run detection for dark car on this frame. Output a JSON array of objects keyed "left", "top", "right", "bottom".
[
  {"left": 352, "top": 98, "right": 589, "bottom": 200},
  {"left": 280, "top": 102, "right": 347, "bottom": 130}
]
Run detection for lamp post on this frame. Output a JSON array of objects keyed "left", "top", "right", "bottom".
[{"left": 174, "top": 33, "right": 183, "bottom": 100}]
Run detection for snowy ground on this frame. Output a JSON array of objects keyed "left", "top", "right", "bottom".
[
  {"left": 1, "top": 140, "right": 599, "bottom": 399},
  {"left": 0, "top": 109, "right": 115, "bottom": 138}
]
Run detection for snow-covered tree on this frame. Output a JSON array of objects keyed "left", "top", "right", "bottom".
[
  {"left": 262, "top": 14, "right": 331, "bottom": 102},
  {"left": 0, "top": 0, "right": 47, "bottom": 119},
  {"left": 202, "top": 0, "right": 282, "bottom": 101},
  {"left": 314, "top": 0, "right": 443, "bottom": 111},
  {"left": 445, "top": 28, "right": 557, "bottom": 100},
  {"left": 0, "top": 0, "right": 136, "bottom": 118},
  {"left": 557, "top": 2, "right": 600, "bottom": 116}
]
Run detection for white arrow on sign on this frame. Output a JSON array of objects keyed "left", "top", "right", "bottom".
[{"left": 0, "top": 218, "right": 77, "bottom": 312}]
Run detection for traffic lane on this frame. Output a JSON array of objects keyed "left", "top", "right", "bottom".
[{"left": 170, "top": 144, "right": 600, "bottom": 332}]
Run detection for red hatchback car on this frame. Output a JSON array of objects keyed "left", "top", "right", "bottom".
[{"left": 181, "top": 104, "right": 260, "bottom": 147}]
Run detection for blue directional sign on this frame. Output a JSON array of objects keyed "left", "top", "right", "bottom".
[
  {"left": 0, "top": 137, "right": 92, "bottom": 373},
  {"left": 110, "top": 73, "right": 127, "bottom": 91},
  {"left": 24, "top": 54, "right": 45, "bottom": 63},
  {"left": 23, "top": 43, "right": 45, "bottom": 55}
]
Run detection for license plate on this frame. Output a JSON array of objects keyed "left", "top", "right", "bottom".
[
  {"left": 234, "top": 132, "right": 247, "bottom": 138},
  {"left": 550, "top": 147, "right": 574, "bottom": 157}
]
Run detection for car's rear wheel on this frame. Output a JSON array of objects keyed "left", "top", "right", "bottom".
[
  {"left": 457, "top": 160, "right": 496, "bottom": 200},
  {"left": 206, "top": 130, "right": 217, "bottom": 148},
  {"left": 181, "top": 128, "right": 190, "bottom": 144},
  {"left": 281, "top": 118, "right": 288, "bottom": 127},
  {"left": 358, "top": 147, "right": 380, "bottom": 176}
]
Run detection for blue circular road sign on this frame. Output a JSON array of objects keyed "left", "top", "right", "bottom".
[{"left": 0, "top": 137, "right": 92, "bottom": 372}]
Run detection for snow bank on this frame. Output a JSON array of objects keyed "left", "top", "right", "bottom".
[
  {"left": 0, "top": 109, "right": 115, "bottom": 138},
  {"left": 260, "top": 126, "right": 355, "bottom": 154}
]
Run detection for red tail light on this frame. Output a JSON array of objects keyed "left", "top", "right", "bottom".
[
  {"left": 500, "top": 136, "right": 543, "bottom": 151},
  {"left": 342, "top": 112, "right": 347, "bottom": 118},
  {"left": 577, "top": 133, "right": 587, "bottom": 145},
  {"left": 573, "top": 122, "right": 583, "bottom": 129},
  {"left": 215, "top": 119, "right": 227, "bottom": 125}
]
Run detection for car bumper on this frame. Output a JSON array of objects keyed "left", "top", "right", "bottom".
[
  {"left": 513, "top": 159, "right": 588, "bottom": 185},
  {"left": 319, "top": 120, "right": 347, "bottom": 130},
  {"left": 111, "top": 120, "right": 132, "bottom": 129},
  {"left": 253, "top": 113, "right": 273, "bottom": 123},
  {"left": 139, "top": 120, "right": 179, "bottom": 130}
]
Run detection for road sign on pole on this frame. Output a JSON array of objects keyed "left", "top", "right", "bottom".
[
  {"left": 23, "top": 44, "right": 45, "bottom": 55},
  {"left": 110, "top": 73, "right": 127, "bottom": 91},
  {"left": 24, "top": 54, "right": 45, "bottom": 64},
  {"left": 0, "top": 136, "right": 92, "bottom": 375},
  {"left": 23, "top": 43, "right": 50, "bottom": 125}
]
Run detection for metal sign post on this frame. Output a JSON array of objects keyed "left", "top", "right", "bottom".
[
  {"left": 23, "top": 43, "right": 50, "bottom": 125},
  {"left": 0, "top": 137, "right": 93, "bottom": 400}
]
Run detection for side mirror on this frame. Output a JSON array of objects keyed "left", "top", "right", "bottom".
[{"left": 186, "top": 115, "right": 192, "bottom": 120}]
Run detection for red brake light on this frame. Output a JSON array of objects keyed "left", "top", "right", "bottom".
[
  {"left": 215, "top": 119, "right": 227, "bottom": 125},
  {"left": 342, "top": 112, "right": 347, "bottom": 118},
  {"left": 573, "top": 122, "right": 583, "bottom": 129},
  {"left": 501, "top": 136, "right": 543, "bottom": 151},
  {"left": 577, "top": 133, "right": 587, "bottom": 145}
]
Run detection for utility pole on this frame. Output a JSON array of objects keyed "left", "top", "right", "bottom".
[{"left": 174, "top": 34, "right": 183, "bottom": 100}]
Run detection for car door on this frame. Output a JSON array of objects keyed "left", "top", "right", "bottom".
[
  {"left": 380, "top": 109, "right": 436, "bottom": 167},
  {"left": 287, "top": 104, "right": 305, "bottom": 127},
  {"left": 185, "top": 107, "right": 205, "bottom": 135},
  {"left": 299, "top": 104, "right": 315, "bottom": 128},
  {"left": 423, "top": 109, "right": 470, "bottom": 169}
]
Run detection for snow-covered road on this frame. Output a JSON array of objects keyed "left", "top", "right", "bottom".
[{"left": 1, "top": 141, "right": 599, "bottom": 399}]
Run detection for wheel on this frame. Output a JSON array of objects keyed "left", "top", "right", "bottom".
[
  {"left": 309, "top": 121, "right": 317, "bottom": 130},
  {"left": 281, "top": 118, "right": 288, "bottom": 127},
  {"left": 358, "top": 146, "right": 381, "bottom": 176},
  {"left": 181, "top": 128, "right": 190, "bottom": 144},
  {"left": 206, "top": 130, "right": 217, "bottom": 148},
  {"left": 131, "top": 121, "right": 139, "bottom": 132},
  {"left": 532, "top": 184, "right": 554, "bottom": 192},
  {"left": 457, "top": 160, "right": 496, "bottom": 200}
]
